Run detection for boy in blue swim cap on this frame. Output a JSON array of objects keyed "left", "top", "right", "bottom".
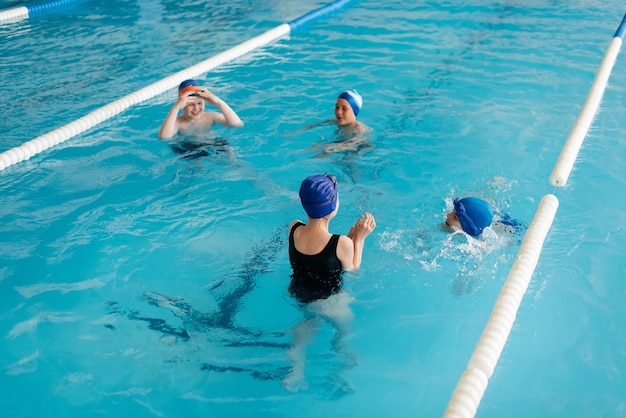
[
  {"left": 292, "top": 90, "right": 371, "bottom": 154},
  {"left": 444, "top": 197, "right": 493, "bottom": 237},
  {"left": 334, "top": 90, "right": 364, "bottom": 130}
]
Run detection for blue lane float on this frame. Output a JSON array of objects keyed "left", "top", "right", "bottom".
[
  {"left": 0, "top": 0, "right": 83, "bottom": 22},
  {"left": 288, "top": 0, "right": 352, "bottom": 30},
  {"left": 0, "top": 0, "right": 355, "bottom": 171},
  {"left": 614, "top": 12, "right": 626, "bottom": 39}
]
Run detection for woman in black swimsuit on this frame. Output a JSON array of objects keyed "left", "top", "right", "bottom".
[
  {"left": 288, "top": 174, "right": 376, "bottom": 303},
  {"left": 283, "top": 174, "right": 376, "bottom": 392}
]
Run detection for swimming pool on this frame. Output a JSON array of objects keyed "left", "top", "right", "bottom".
[{"left": 1, "top": 0, "right": 625, "bottom": 417}]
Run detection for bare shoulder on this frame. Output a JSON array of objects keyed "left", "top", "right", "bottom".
[
  {"left": 289, "top": 220, "right": 305, "bottom": 232},
  {"left": 337, "top": 234, "right": 354, "bottom": 251},
  {"left": 356, "top": 121, "right": 371, "bottom": 134}
]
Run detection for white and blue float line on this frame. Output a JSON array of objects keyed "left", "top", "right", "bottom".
[
  {"left": 0, "top": 0, "right": 355, "bottom": 172},
  {"left": 0, "top": 0, "right": 84, "bottom": 22},
  {"left": 444, "top": 11, "right": 626, "bottom": 418}
]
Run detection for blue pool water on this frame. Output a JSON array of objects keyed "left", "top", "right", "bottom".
[{"left": 1, "top": 1, "right": 625, "bottom": 417}]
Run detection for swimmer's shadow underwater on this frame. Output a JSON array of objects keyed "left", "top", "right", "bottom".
[
  {"left": 168, "top": 137, "right": 235, "bottom": 161},
  {"left": 103, "top": 225, "right": 357, "bottom": 394},
  {"left": 102, "top": 226, "right": 295, "bottom": 383}
]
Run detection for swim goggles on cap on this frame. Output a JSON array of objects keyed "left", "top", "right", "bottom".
[
  {"left": 321, "top": 174, "right": 338, "bottom": 204},
  {"left": 325, "top": 173, "right": 337, "bottom": 190},
  {"left": 301, "top": 174, "right": 338, "bottom": 206},
  {"left": 179, "top": 85, "right": 202, "bottom": 97}
]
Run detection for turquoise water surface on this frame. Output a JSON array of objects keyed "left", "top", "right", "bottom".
[{"left": 1, "top": 1, "right": 625, "bottom": 417}]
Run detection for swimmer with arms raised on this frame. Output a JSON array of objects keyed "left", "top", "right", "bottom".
[{"left": 158, "top": 79, "right": 243, "bottom": 140}]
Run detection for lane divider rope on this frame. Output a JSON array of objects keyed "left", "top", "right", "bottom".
[{"left": 550, "top": 12, "right": 626, "bottom": 187}]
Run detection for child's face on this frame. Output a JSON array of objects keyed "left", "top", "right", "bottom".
[
  {"left": 183, "top": 98, "right": 205, "bottom": 119},
  {"left": 444, "top": 210, "right": 462, "bottom": 232},
  {"left": 335, "top": 98, "right": 356, "bottom": 125}
]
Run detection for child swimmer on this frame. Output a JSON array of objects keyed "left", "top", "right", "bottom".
[
  {"left": 158, "top": 79, "right": 243, "bottom": 139},
  {"left": 292, "top": 90, "right": 371, "bottom": 155},
  {"left": 444, "top": 197, "right": 524, "bottom": 237}
]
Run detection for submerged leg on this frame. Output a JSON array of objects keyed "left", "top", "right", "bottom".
[{"left": 282, "top": 317, "right": 319, "bottom": 392}]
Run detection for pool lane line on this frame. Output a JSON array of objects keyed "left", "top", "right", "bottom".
[
  {"left": 549, "top": 11, "right": 626, "bottom": 187},
  {"left": 443, "top": 194, "right": 559, "bottom": 418},
  {"left": 0, "top": 0, "right": 83, "bottom": 22},
  {"left": 0, "top": 0, "right": 355, "bottom": 172},
  {"left": 445, "top": 12, "right": 626, "bottom": 418}
]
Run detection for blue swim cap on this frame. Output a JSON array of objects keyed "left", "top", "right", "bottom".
[
  {"left": 299, "top": 174, "right": 338, "bottom": 219},
  {"left": 338, "top": 90, "right": 363, "bottom": 117},
  {"left": 179, "top": 79, "right": 200, "bottom": 91},
  {"left": 453, "top": 197, "right": 493, "bottom": 237}
]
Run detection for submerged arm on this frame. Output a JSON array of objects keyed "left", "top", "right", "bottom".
[{"left": 303, "top": 119, "right": 336, "bottom": 131}]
